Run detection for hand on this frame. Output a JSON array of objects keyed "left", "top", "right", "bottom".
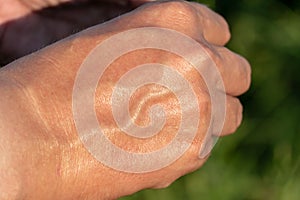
[
  {"left": 0, "top": 1, "right": 251, "bottom": 199},
  {"left": 0, "top": 0, "right": 152, "bottom": 65}
]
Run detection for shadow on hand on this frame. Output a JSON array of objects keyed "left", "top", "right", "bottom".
[{"left": 0, "top": 1, "right": 135, "bottom": 66}]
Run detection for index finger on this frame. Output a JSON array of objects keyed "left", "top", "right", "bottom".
[{"left": 190, "top": 2, "right": 231, "bottom": 46}]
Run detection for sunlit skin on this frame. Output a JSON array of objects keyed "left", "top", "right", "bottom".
[
  {"left": 0, "top": 0, "right": 251, "bottom": 199},
  {"left": 0, "top": 0, "right": 149, "bottom": 64}
]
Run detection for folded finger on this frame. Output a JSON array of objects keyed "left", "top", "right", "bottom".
[
  {"left": 210, "top": 46, "right": 251, "bottom": 96},
  {"left": 189, "top": 2, "right": 231, "bottom": 46},
  {"left": 220, "top": 95, "right": 243, "bottom": 136},
  {"left": 199, "top": 96, "right": 242, "bottom": 157}
]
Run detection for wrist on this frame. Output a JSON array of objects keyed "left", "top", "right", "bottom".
[
  {"left": 0, "top": 77, "right": 27, "bottom": 199},
  {"left": 0, "top": 88, "right": 22, "bottom": 199},
  {"left": 0, "top": 67, "right": 131, "bottom": 200},
  {"left": 0, "top": 73, "right": 66, "bottom": 199}
]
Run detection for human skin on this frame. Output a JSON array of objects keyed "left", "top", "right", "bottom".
[
  {"left": 0, "top": 0, "right": 251, "bottom": 199},
  {"left": 0, "top": 0, "right": 151, "bottom": 65}
]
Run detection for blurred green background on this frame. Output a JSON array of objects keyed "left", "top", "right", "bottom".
[{"left": 121, "top": 0, "right": 300, "bottom": 199}]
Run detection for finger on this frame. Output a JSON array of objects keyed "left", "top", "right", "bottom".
[
  {"left": 211, "top": 46, "right": 252, "bottom": 96},
  {"left": 198, "top": 135, "right": 215, "bottom": 159},
  {"left": 199, "top": 95, "right": 242, "bottom": 158},
  {"left": 189, "top": 2, "right": 231, "bottom": 46},
  {"left": 219, "top": 95, "right": 243, "bottom": 136},
  {"left": 18, "top": 0, "right": 72, "bottom": 10}
]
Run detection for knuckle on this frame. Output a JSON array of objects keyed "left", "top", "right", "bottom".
[
  {"left": 158, "top": 1, "right": 198, "bottom": 24},
  {"left": 162, "top": 1, "right": 194, "bottom": 14},
  {"left": 132, "top": 0, "right": 201, "bottom": 36},
  {"left": 215, "top": 47, "right": 252, "bottom": 95}
]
